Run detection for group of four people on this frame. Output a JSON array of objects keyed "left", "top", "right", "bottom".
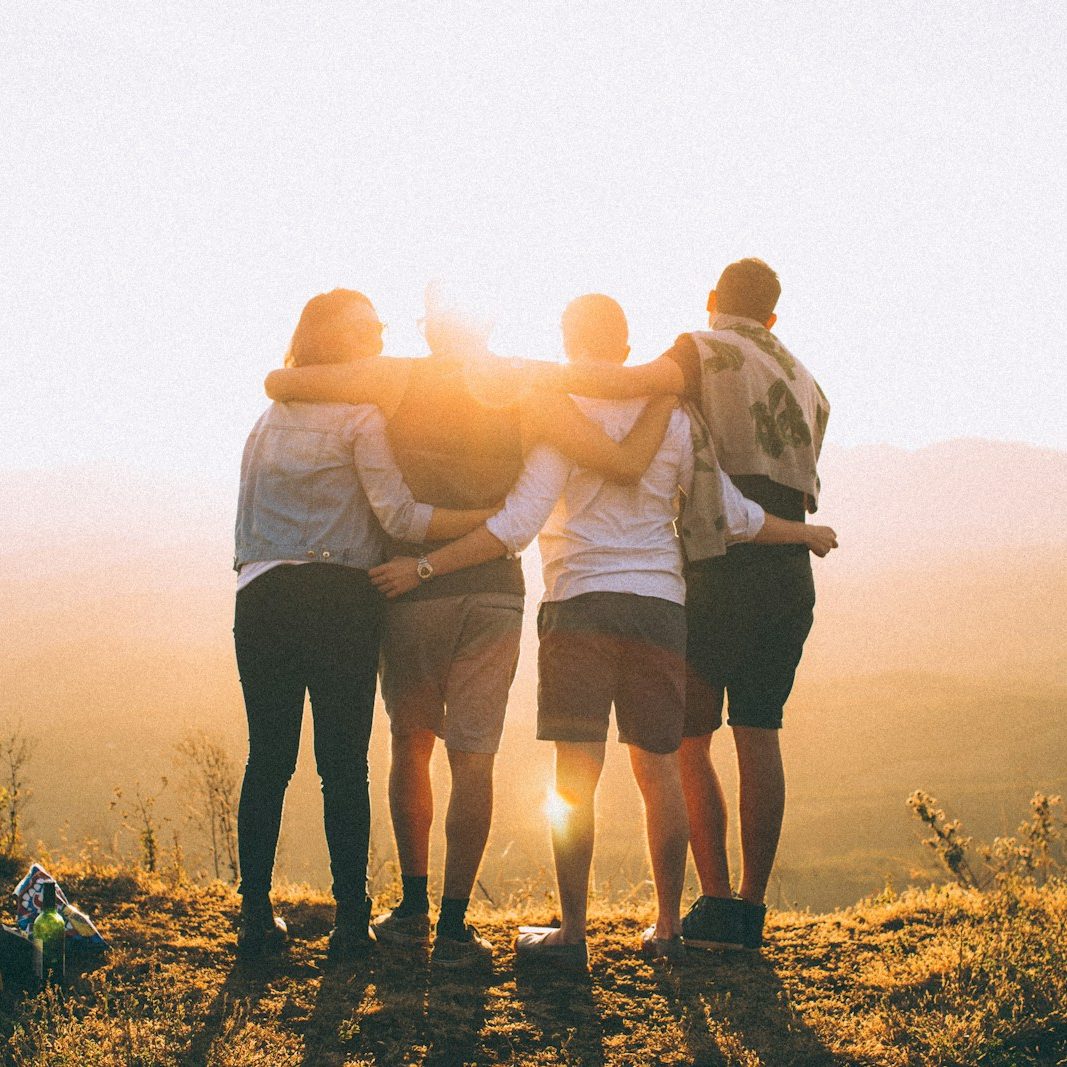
[{"left": 232, "top": 257, "right": 835, "bottom": 969}]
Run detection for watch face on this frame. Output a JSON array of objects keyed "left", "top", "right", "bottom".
[{"left": 417, "top": 560, "right": 434, "bottom": 580}]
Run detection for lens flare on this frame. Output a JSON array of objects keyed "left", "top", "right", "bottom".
[{"left": 543, "top": 788, "right": 572, "bottom": 831}]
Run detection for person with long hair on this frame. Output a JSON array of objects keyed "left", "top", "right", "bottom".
[{"left": 232, "top": 289, "right": 492, "bottom": 960}]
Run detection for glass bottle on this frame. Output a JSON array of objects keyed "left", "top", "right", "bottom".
[{"left": 32, "top": 880, "right": 65, "bottom": 989}]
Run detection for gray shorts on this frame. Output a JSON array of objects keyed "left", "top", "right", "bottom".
[
  {"left": 379, "top": 592, "right": 524, "bottom": 754},
  {"left": 537, "top": 592, "right": 687, "bottom": 754}
]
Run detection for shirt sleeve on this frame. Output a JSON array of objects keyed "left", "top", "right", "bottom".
[
  {"left": 720, "top": 470, "right": 766, "bottom": 543},
  {"left": 661, "top": 334, "right": 702, "bottom": 405},
  {"left": 484, "top": 445, "right": 571, "bottom": 556},
  {"left": 348, "top": 406, "right": 433, "bottom": 543}
]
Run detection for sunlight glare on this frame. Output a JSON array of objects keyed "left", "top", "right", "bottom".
[{"left": 543, "top": 788, "right": 572, "bottom": 832}]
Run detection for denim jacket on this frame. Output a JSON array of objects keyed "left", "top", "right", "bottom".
[{"left": 234, "top": 401, "right": 433, "bottom": 572}]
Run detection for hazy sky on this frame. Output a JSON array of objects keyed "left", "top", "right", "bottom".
[{"left": 3, "top": 1, "right": 1064, "bottom": 479}]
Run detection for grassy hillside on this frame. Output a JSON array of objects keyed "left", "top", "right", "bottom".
[{"left": 2, "top": 865, "right": 1064, "bottom": 1066}]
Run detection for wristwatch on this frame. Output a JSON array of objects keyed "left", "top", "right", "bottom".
[{"left": 416, "top": 556, "right": 435, "bottom": 582}]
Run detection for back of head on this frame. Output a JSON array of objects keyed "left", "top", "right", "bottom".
[
  {"left": 423, "top": 279, "right": 493, "bottom": 358},
  {"left": 713, "top": 259, "right": 781, "bottom": 324},
  {"left": 561, "top": 293, "right": 629, "bottom": 364},
  {"left": 285, "top": 288, "right": 378, "bottom": 367}
]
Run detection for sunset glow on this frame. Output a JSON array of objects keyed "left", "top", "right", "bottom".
[{"left": 2, "top": 5, "right": 1065, "bottom": 1059}]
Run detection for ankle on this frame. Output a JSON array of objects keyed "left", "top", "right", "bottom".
[
  {"left": 397, "top": 874, "right": 429, "bottom": 915},
  {"left": 699, "top": 881, "right": 734, "bottom": 900},
  {"left": 554, "top": 921, "right": 587, "bottom": 944},
  {"left": 437, "top": 896, "right": 470, "bottom": 939},
  {"left": 654, "top": 916, "right": 681, "bottom": 938},
  {"left": 240, "top": 893, "right": 274, "bottom": 918}
]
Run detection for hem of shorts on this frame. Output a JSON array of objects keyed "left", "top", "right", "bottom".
[
  {"left": 682, "top": 723, "right": 724, "bottom": 738},
  {"left": 725, "top": 717, "right": 784, "bottom": 731},
  {"left": 616, "top": 734, "right": 682, "bottom": 755},
  {"left": 388, "top": 722, "right": 447, "bottom": 741},
  {"left": 536, "top": 727, "right": 610, "bottom": 745}
]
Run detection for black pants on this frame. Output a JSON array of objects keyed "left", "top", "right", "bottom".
[{"left": 234, "top": 564, "right": 382, "bottom": 907}]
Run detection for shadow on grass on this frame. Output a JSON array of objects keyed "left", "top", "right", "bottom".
[
  {"left": 352, "top": 950, "right": 492, "bottom": 1066},
  {"left": 513, "top": 965, "right": 605, "bottom": 1067},
  {"left": 353, "top": 949, "right": 432, "bottom": 1061},
  {"left": 181, "top": 952, "right": 290, "bottom": 1067},
  {"left": 423, "top": 961, "right": 493, "bottom": 1067},
  {"left": 299, "top": 959, "right": 374, "bottom": 1066},
  {"left": 658, "top": 950, "right": 845, "bottom": 1067}
]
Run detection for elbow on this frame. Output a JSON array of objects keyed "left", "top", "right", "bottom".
[
  {"left": 264, "top": 370, "right": 286, "bottom": 400},
  {"left": 382, "top": 509, "right": 420, "bottom": 543}
]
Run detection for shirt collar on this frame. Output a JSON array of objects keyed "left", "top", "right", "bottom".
[{"left": 711, "top": 312, "right": 767, "bottom": 331}]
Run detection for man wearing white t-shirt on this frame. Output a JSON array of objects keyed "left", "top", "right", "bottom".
[{"left": 370, "top": 295, "right": 836, "bottom": 964}]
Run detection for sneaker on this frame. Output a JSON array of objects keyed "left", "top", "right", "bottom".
[
  {"left": 328, "top": 899, "right": 375, "bottom": 961},
  {"left": 431, "top": 923, "right": 494, "bottom": 970},
  {"left": 681, "top": 895, "right": 745, "bottom": 951},
  {"left": 739, "top": 899, "right": 767, "bottom": 951},
  {"left": 236, "top": 898, "right": 288, "bottom": 958},
  {"left": 640, "top": 926, "right": 686, "bottom": 964},
  {"left": 514, "top": 926, "right": 589, "bottom": 970},
  {"left": 371, "top": 908, "right": 432, "bottom": 948}
]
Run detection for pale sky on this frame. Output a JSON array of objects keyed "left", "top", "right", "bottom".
[{"left": 3, "top": 1, "right": 1065, "bottom": 479}]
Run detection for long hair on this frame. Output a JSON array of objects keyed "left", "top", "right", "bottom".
[{"left": 284, "top": 289, "right": 375, "bottom": 367}]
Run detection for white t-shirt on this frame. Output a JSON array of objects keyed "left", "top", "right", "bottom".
[{"left": 484, "top": 398, "right": 765, "bottom": 606}]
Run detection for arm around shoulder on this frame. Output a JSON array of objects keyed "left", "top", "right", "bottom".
[
  {"left": 520, "top": 392, "right": 676, "bottom": 485},
  {"left": 265, "top": 357, "right": 409, "bottom": 413}
]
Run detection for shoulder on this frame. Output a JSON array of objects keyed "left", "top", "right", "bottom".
[{"left": 665, "top": 332, "right": 702, "bottom": 357}]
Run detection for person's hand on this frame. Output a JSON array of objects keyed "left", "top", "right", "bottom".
[
  {"left": 804, "top": 525, "right": 839, "bottom": 557},
  {"left": 369, "top": 557, "right": 422, "bottom": 598}
]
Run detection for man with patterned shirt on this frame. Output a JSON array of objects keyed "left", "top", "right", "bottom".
[{"left": 527, "top": 260, "right": 832, "bottom": 951}]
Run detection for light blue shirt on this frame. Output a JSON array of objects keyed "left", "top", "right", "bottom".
[{"left": 234, "top": 401, "right": 432, "bottom": 577}]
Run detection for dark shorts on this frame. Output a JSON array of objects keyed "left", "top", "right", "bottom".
[
  {"left": 537, "top": 592, "right": 687, "bottom": 755},
  {"left": 684, "top": 545, "right": 815, "bottom": 733}
]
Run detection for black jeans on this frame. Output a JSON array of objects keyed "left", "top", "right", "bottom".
[{"left": 234, "top": 564, "right": 382, "bottom": 907}]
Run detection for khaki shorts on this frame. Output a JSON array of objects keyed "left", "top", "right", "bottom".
[{"left": 380, "top": 592, "right": 524, "bottom": 754}]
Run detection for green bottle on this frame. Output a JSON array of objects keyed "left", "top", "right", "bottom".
[{"left": 33, "top": 881, "right": 65, "bottom": 989}]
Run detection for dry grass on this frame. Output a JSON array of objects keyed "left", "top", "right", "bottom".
[{"left": 1, "top": 864, "right": 1065, "bottom": 1066}]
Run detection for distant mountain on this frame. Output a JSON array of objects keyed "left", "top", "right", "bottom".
[
  {"left": 816, "top": 437, "right": 1067, "bottom": 571},
  {"left": 3, "top": 436, "right": 1065, "bottom": 675}
]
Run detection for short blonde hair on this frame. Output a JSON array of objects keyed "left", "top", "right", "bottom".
[{"left": 561, "top": 293, "right": 629, "bottom": 363}]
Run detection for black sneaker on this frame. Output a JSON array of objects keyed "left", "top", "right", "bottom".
[
  {"left": 432, "top": 923, "right": 494, "bottom": 970},
  {"left": 236, "top": 897, "right": 288, "bottom": 958},
  {"left": 328, "top": 898, "right": 376, "bottom": 961},
  {"left": 680, "top": 895, "right": 745, "bottom": 951}
]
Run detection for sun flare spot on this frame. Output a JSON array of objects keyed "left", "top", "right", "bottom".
[{"left": 543, "top": 788, "right": 572, "bottom": 831}]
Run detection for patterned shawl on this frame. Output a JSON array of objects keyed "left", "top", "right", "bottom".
[{"left": 688, "top": 313, "right": 829, "bottom": 510}]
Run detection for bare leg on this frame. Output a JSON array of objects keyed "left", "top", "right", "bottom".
[
  {"left": 678, "top": 734, "right": 732, "bottom": 898},
  {"left": 442, "top": 748, "right": 496, "bottom": 900},
  {"left": 544, "top": 741, "right": 605, "bottom": 944},
  {"left": 630, "top": 746, "right": 689, "bottom": 938},
  {"left": 733, "top": 725, "right": 785, "bottom": 904},
  {"left": 389, "top": 730, "right": 436, "bottom": 877}
]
